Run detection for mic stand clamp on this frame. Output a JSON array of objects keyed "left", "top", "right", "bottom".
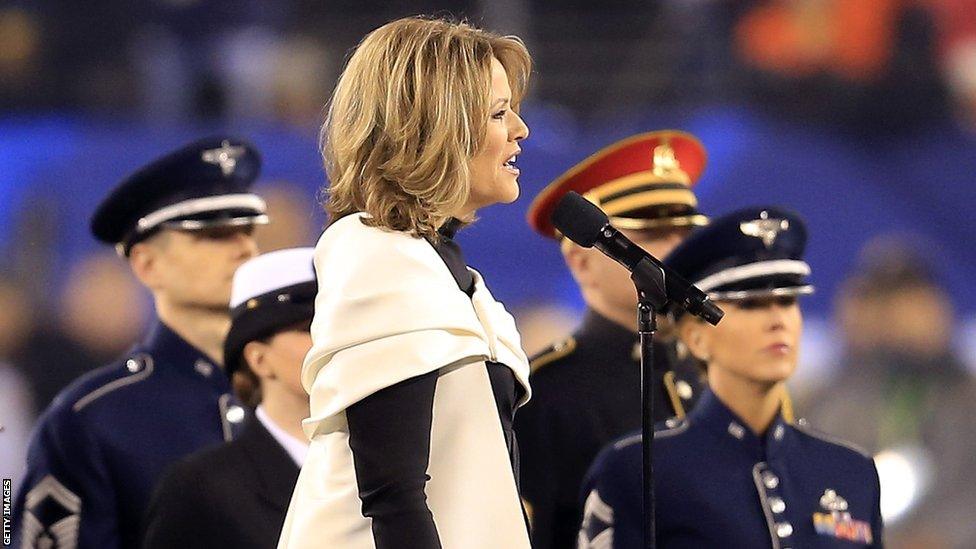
[{"left": 631, "top": 257, "right": 669, "bottom": 549}]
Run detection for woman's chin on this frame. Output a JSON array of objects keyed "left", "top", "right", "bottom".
[
  {"left": 755, "top": 362, "right": 795, "bottom": 385},
  {"left": 467, "top": 179, "right": 520, "bottom": 212},
  {"left": 486, "top": 186, "right": 520, "bottom": 207},
  {"left": 500, "top": 178, "right": 520, "bottom": 203}
]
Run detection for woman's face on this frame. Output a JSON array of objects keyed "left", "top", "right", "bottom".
[
  {"left": 682, "top": 295, "right": 803, "bottom": 386},
  {"left": 262, "top": 327, "right": 313, "bottom": 400},
  {"left": 464, "top": 57, "right": 529, "bottom": 215}
]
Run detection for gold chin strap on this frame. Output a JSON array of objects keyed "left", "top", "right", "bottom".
[
  {"left": 781, "top": 389, "right": 796, "bottom": 424},
  {"left": 662, "top": 371, "right": 687, "bottom": 419}
]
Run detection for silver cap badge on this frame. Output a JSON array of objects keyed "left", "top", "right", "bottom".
[
  {"left": 740, "top": 210, "right": 789, "bottom": 248},
  {"left": 201, "top": 140, "right": 246, "bottom": 176}
]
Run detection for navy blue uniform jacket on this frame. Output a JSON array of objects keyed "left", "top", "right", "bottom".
[
  {"left": 580, "top": 389, "right": 884, "bottom": 548},
  {"left": 12, "top": 321, "right": 242, "bottom": 549}
]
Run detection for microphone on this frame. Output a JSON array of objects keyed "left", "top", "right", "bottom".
[{"left": 552, "top": 191, "right": 723, "bottom": 325}]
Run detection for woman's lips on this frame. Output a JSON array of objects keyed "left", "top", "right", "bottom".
[{"left": 764, "top": 343, "right": 792, "bottom": 355}]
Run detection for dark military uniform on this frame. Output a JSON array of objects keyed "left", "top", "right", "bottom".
[
  {"left": 141, "top": 413, "right": 301, "bottom": 549},
  {"left": 580, "top": 389, "right": 883, "bottom": 548},
  {"left": 520, "top": 131, "right": 711, "bottom": 548},
  {"left": 12, "top": 322, "right": 247, "bottom": 548},
  {"left": 515, "top": 310, "right": 701, "bottom": 549},
  {"left": 142, "top": 247, "right": 317, "bottom": 549},
  {"left": 12, "top": 137, "right": 267, "bottom": 549},
  {"left": 578, "top": 206, "right": 884, "bottom": 548}
]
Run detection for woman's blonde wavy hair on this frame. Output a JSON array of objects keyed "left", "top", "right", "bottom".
[{"left": 322, "top": 16, "right": 531, "bottom": 239}]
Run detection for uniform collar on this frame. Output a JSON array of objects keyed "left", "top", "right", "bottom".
[
  {"left": 239, "top": 412, "right": 302, "bottom": 511},
  {"left": 690, "top": 388, "right": 791, "bottom": 460},
  {"left": 256, "top": 405, "right": 308, "bottom": 467},
  {"left": 142, "top": 320, "right": 224, "bottom": 383},
  {"left": 576, "top": 309, "right": 637, "bottom": 358}
]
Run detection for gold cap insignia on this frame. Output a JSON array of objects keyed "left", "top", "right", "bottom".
[{"left": 651, "top": 140, "right": 691, "bottom": 184}]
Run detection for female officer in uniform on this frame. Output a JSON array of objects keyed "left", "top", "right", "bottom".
[
  {"left": 579, "top": 206, "right": 884, "bottom": 548},
  {"left": 277, "top": 16, "right": 533, "bottom": 549}
]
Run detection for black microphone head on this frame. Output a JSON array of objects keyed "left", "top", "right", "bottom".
[
  {"left": 551, "top": 192, "right": 609, "bottom": 248},
  {"left": 687, "top": 296, "right": 724, "bottom": 326}
]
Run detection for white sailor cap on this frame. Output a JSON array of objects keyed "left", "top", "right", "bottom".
[{"left": 224, "top": 247, "right": 317, "bottom": 374}]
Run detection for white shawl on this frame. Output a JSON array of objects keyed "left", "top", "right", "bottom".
[{"left": 278, "top": 214, "right": 532, "bottom": 549}]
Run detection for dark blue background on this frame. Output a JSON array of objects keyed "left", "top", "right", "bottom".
[{"left": 2, "top": 105, "right": 973, "bottom": 317}]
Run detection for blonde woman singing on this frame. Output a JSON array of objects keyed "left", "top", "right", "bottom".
[{"left": 277, "top": 16, "right": 533, "bottom": 549}]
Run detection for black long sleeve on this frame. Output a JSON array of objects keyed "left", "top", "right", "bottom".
[
  {"left": 345, "top": 369, "right": 442, "bottom": 549},
  {"left": 342, "top": 225, "right": 523, "bottom": 549}
]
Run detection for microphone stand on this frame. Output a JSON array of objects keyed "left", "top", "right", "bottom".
[{"left": 631, "top": 258, "right": 670, "bottom": 549}]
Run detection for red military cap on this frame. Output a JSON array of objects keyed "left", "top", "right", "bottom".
[{"left": 527, "top": 130, "right": 709, "bottom": 239}]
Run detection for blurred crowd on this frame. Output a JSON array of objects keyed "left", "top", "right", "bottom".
[
  {"left": 2, "top": 0, "right": 976, "bottom": 130},
  {"left": 798, "top": 238, "right": 976, "bottom": 546}
]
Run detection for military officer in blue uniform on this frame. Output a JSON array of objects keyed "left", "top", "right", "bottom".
[
  {"left": 578, "top": 206, "right": 884, "bottom": 548},
  {"left": 517, "top": 131, "right": 710, "bottom": 548},
  {"left": 12, "top": 137, "right": 268, "bottom": 549}
]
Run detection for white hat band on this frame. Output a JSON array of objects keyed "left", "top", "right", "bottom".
[
  {"left": 694, "top": 259, "right": 811, "bottom": 293},
  {"left": 135, "top": 193, "right": 267, "bottom": 234}
]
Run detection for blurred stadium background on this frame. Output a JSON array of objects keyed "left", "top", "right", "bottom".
[{"left": 2, "top": 1, "right": 975, "bottom": 545}]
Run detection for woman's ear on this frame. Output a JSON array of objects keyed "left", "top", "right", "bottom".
[
  {"left": 679, "top": 319, "right": 710, "bottom": 363},
  {"left": 242, "top": 340, "right": 273, "bottom": 379}
]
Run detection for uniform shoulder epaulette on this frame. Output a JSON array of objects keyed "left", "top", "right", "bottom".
[
  {"left": 790, "top": 420, "right": 872, "bottom": 459},
  {"left": 612, "top": 432, "right": 642, "bottom": 450},
  {"left": 71, "top": 353, "right": 155, "bottom": 413},
  {"left": 654, "top": 416, "right": 689, "bottom": 439},
  {"left": 529, "top": 337, "right": 576, "bottom": 373},
  {"left": 610, "top": 417, "right": 689, "bottom": 452}
]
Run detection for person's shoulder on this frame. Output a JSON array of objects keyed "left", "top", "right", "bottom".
[
  {"left": 158, "top": 439, "right": 241, "bottom": 491},
  {"left": 315, "top": 213, "right": 449, "bottom": 284},
  {"left": 589, "top": 418, "right": 695, "bottom": 476},
  {"left": 588, "top": 430, "right": 641, "bottom": 481},
  {"left": 594, "top": 418, "right": 690, "bottom": 466},
  {"left": 528, "top": 337, "right": 578, "bottom": 378},
  {"left": 610, "top": 416, "right": 690, "bottom": 449},
  {"left": 144, "top": 440, "right": 239, "bottom": 537},
  {"left": 789, "top": 420, "right": 874, "bottom": 464},
  {"left": 318, "top": 213, "right": 432, "bottom": 258},
  {"left": 39, "top": 352, "right": 156, "bottom": 425}
]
